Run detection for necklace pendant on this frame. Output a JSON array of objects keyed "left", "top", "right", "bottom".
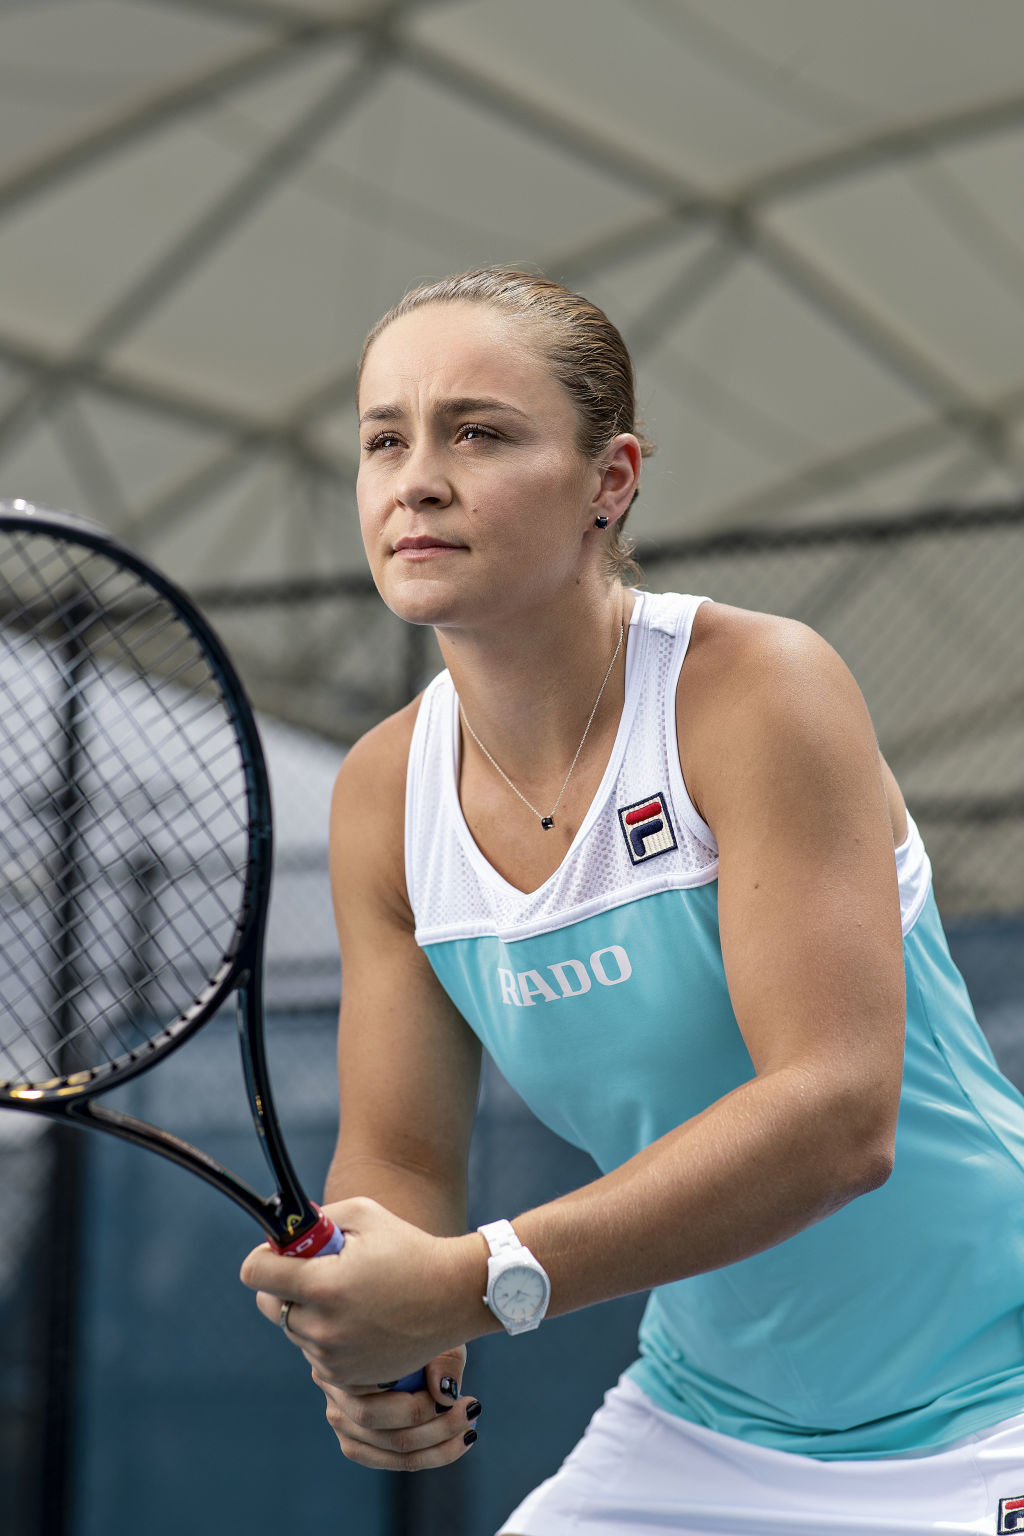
[{"left": 459, "top": 620, "right": 623, "bottom": 838}]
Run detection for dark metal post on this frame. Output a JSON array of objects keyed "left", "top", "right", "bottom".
[{"left": 37, "top": 601, "right": 92, "bottom": 1536}]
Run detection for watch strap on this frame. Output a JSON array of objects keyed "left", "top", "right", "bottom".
[
  {"left": 478, "top": 1218, "right": 523, "bottom": 1256},
  {"left": 477, "top": 1218, "right": 551, "bottom": 1335}
]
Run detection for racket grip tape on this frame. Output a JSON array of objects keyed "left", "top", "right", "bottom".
[
  {"left": 274, "top": 1209, "right": 427, "bottom": 1394},
  {"left": 275, "top": 1207, "right": 342, "bottom": 1258}
]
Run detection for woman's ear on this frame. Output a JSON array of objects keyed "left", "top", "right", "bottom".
[{"left": 592, "top": 434, "right": 643, "bottom": 527}]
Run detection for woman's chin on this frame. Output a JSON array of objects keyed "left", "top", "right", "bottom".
[{"left": 378, "top": 577, "right": 464, "bottom": 630}]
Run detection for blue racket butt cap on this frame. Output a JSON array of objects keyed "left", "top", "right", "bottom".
[{"left": 388, "top": 1368, "right": 428, "bottom": 1392}]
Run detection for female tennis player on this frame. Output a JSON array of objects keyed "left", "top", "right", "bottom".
[{"left": 242, "top": 268, "right": 1024, "bottom": 1533}]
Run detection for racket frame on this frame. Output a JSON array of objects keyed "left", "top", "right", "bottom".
[{"left": 0, "top": 502, "right": 325, "bottom": 1253}]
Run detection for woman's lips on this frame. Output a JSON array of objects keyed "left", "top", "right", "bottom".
[{"left": 392, "top": 536, "right": 464, "bottom": 560}]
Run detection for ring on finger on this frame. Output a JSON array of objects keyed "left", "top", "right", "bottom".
[{"left": 279, "top": 1299, "right": 294, "bottom": 1333}]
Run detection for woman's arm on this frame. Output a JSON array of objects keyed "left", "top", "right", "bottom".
[
  {"left": 504, "top": 607, "right": 905, "bottom": 1308},
  {"left": 323, "top": 706, "right": 482, "bottom": 1233},
  {"left": 242, "top": 707, "right": 490, "bottom": 1469}
]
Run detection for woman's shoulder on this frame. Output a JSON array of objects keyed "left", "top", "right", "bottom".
[
  {"left": 679, "top": 602, "right": 877, "bottom": 822},
  {"left": 685, "top": 600, "right": 853, "bottom": 703},
  {"left": 328, "top": 696, "right": 428, "bottom": 920},
  {"left": 331, "top": 694, "right": 425, "bottom": 824}
]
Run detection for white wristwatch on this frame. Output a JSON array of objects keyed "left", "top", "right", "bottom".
[{"left": 478, "top": 1218, "right": 551, "bottom": 1335}]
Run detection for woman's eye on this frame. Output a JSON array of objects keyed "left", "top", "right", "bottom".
[{"left": 362, "top": 424, "right": 498, "bottom": 451}]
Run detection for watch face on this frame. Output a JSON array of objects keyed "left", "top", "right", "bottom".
[{"left": 492, "top": 1263, "right": 548, "bottom": 1323}]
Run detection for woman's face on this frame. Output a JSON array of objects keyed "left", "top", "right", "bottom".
[{"left": 356, "top": 301, "right": 601, "bottom": 631}]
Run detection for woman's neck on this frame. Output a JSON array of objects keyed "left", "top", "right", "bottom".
[{"left": 436, "top": 586, "right": 636, "bottom": 786}]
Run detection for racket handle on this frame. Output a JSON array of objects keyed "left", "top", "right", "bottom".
[
  {"left": 385, "top": 1370, "right": 429, "bottom": 1392},
  {"left": 275, "top": 1210, "right": 427, "bottom": 1394},
  {"left": 275, "top": 1206, "right": 343, "bottom": 1259}
]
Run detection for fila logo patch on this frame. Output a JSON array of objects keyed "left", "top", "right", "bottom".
[
  {"left": 999, "top": 1496, "right": 1024, "bottom": 1532},
  {"left": 618, "top": 792, "right": 677, "bottom": 865}
]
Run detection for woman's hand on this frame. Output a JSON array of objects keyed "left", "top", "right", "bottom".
[
  {"left": 314, "top": 1358, "right": 482, "bottom": 1471},
  {"left": 239, "top": 1196, "right": 492, "bottom": 1389}
]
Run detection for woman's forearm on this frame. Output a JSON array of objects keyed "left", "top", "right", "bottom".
[
  {"left": 308, "top": 1049, "right": 897, "bottom": 1375},
  {"left": 447, "top": 1062, "right": 894, "bottom": 1331},
  {"left": 325, "top": 1145, "right": 469, "bottom": 1239}
]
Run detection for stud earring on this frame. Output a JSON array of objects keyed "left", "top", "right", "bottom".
[{"left": 595, "top": 515, "right": 609, "bottom": 529}]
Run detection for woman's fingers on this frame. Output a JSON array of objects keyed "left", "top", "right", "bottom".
[
  {"left": 240, "top": 1199, "right": 485, "bottom": 1389},
  {"left": 316, "top": 1377, "right": 482, "bottom": 1471},
  {"left": 424, "top": 1346, "right": 467, "bottom": 1407}
]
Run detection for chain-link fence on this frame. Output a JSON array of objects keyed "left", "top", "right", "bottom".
[
  {"left": 631, "top": 502, "right": 1024, "bottom": 919},
  {"left": 2, "top": 502, "right": 1022, "bottom": 1536},
  {"left": 200, "top": 499, "right": 1024, "bottom": 930}
]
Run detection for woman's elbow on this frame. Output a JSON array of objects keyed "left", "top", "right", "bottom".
[
  {"left": 851, "top": 1136, "right": 895, "bottom": 1197},
  {"left": 819, "top": 1073, "right": 899, "bottom": 1208}
]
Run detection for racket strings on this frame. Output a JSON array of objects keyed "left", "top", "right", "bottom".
[
  {"left": 0, "top": 769, "right": 240, "bottom": 1072},
  {"left": 0, "top": 530, "right": 256, "bottom": 1088}
]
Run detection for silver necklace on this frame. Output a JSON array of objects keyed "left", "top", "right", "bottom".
[{"left": 459, "top": 622, "right": 624, "bottom": 831}]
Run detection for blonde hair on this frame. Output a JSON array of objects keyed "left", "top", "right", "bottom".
[{"left": 359, "top": 267, "right": 655, "bottom": 584}]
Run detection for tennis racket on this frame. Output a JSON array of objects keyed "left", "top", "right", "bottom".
[{"left": 0, "top": 497, "right": 425, "bottom": 1392}]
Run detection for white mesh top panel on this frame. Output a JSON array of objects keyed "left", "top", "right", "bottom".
[
  {"left": 405, "top": 592, "right": 719, "bottom": 945},
  {"left": 404, "top": 589, "right": 933, "bottom": 945}
]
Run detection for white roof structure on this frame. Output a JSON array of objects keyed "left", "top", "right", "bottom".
[{"left": 1, "top": 0, "right": 1023, "bottom": 746}]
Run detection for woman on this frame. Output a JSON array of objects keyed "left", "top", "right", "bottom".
[{"left": 242, "top": 269, "right": 1024, "bottom": 1534}]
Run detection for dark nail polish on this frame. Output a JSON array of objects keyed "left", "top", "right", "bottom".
[
  {"left": 440, "top": 1375, "right": 459, "bottom": 1399},
  {"left": 434, "top": 1402, "right": 453, "bottom": 1415},
  {"left": 377, "top": 1381, "right": 398, "bottom": 1390},
  {"left": 463, "top": 1429, "right": 478, "bottom": 1447},
  {"left": 466, "top": 1399, "right": 483, "bottom": 1420}
]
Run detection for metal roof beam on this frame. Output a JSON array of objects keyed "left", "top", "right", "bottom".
[
  {"left": 630, "top": 0, "right": 1024, "bottom": 209},
  {"left": 0, "top": 33, "right": 331, "bottom": 220},
  {"left": 400, "top": 32, "right": 1024, "bottom": 255},
  {"left": 85, "top": 54, "right": 385, "bottom": 360},
  {"left": 634, "top": 389, "right": 1024, "bottom": 542},
  {"left": 50, "top": 399, "right": 133, "bottom": 530},
  {"left": 751, "top": 219, "right": 1021, "bottom": 469},
  {"left": 285, "top": 219, "right": 724, "bottom": 431},
  {"left": 0, "top": 0, "right": 448, "bottom": 221},
  {"left": 559, "top": 206, "right": 1020, "bottom": 493},
  {"left": 551, "top": 211, "right": 706, "bottom": 287},
  {"left": 625, "top": 235, "right": 741, "bottom": 362},
  {"left": 288, "top": 366, "right": 360, "bottom": 432},
  {"left": 396, "top": 33, "right": 716, "bottom": 213},
  {"left": 744, "top": 90, "right": 1024, "bottom": 208},
  {"left": 0, "top": 331, "right": 354, "bottom": 482},
  {"left": 151, "top": 0, "right": 452, "bottom": 33},
  {"left": 387, "top": 34, "right": 1021, "bottom": 476},
  {"left": 150, "top": 0, "right": 385, "bottom": 23},
  {"left": 0, "top": 42, "right": 388, "bottom": 462},
  {"left": 129, "top": 432, "right": 352, "bottom": 546}
]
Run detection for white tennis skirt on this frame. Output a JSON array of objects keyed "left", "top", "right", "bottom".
[{"left": 498, "top": 1376, "right": 1024, "bottom": 1535}]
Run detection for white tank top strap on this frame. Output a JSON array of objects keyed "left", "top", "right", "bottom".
[
  {"left": 895, "top": 812, "right": 932, "bottom": 935},
  {"left": 404, "top": 666, "right": 454, "bottom": 921},
  {"left": 404, "top": 593, "right": 720, "bottom": 946}
]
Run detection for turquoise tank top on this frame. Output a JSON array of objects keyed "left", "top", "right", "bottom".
[{"left": 405, "top": 592, "right": 1024, "bottom": 1457}]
